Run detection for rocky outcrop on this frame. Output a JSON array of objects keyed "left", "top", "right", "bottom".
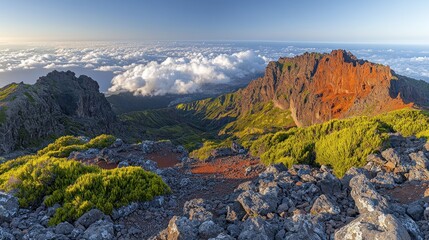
[
  {"left": 0, "top": 71, "right": 117, "bottom": 155},
  {"left": 236, "top": 49, "right": 429, "bottom": 126}
]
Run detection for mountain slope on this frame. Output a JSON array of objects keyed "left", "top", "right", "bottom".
[
  {"left": 123, "top": 50, "right": 429, "bottom": 159},
  {"left": 0, "top": 71, "right": 118, "bottom": 154}
]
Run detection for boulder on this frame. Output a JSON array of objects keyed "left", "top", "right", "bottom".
[
  {"left": 198, "top": 220, "right": 223, "bottom": 239},
  {"left": 55, "top": 222, "right": 74, "bottom": 235},
  {"left": 162, "top": 216, "right": 197, "bottom": 240},
  {"left": 111, "top": 202, "right": 139, "bottom": 220},
  {"left": 141, "top": 140, "right": 155, "bottom": 154},
  {"left": 409, "top": 151, "right": 429, "bottom": 169},
  {"left": 0, "top": 227, "right": 14, "bottom": 240},
  {"left": 349, "top": 174, "right": 389, "bottom": 213},
  {"left": 238, "top": 217, "right": 276, "bottom": 240},
  {"left": 209, "top": 233, "right": 235, "bottom": 240},
  {"left": 82, "top": 220, "right": 114, "bottom": 240},
  {"left": 406, "top": 201, "right": 424, "bottom": 221},
  {"left": 0, "top": 192, "right": 19, "bottom": 222},
  {"left": 237, "top": 190, "right": 277, "bottom": 216},
  {"left": 335, "top": 210, "right": 411, "bottom": 240},
  {"left": 310, "top": 194, "right": 340, "bottom": 215},
  {"left": 75, "top": 209, "right": 111, "bottom": 228}
]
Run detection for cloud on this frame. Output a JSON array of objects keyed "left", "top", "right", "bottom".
[
  {"left": 108, "top": 50, "right": 267, "bottom": 96},
  {"left": 1, "top": 42, "right": 429, "bottom": 93}
]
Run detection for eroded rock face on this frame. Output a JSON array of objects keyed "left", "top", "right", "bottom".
[
  {"left": 0, "top": 71, "right": 118, "bottom": 154},
  {"left": 237, "top": 50, "right": 429, "bottom": 126}
]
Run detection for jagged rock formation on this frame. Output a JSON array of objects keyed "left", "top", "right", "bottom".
[
  {"left": 181, "top": 50, "right": 429, "bottom": 128},
  {"left": 0, "top": 71, "right": 117, "bottom": 154},
  {"left": 238, "top": 49, "right": 429, "bottom": 126}
]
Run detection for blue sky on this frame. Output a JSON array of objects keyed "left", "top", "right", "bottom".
[{"left": 0, "top": 0, "right": 428, "bottom": 43}]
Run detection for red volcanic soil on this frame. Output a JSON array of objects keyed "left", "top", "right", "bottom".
[
  {"left": 146, "top": 151, "right": 181, "bottom": 168},
  {"left": 191, "top": 155, "right": 262, "bottom": 179},
  {"left": 382, "top": 181, "right": 429, "bottom": 204}
]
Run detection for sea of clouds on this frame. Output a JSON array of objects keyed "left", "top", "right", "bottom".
[{"left": 0, "top": 41, "right": 428, "bottom": 95}]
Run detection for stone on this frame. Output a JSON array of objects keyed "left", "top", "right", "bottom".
[
  {"left": 237, "top": 190, "right": 277, "bottom": 216},
  {"left": 55, "top": 222, "right": 74, "bottom": 235},
  {"left": 111, "top": 138, "right": 123, "bottom": 148},
  {"left": 141, "top": 140, "right": 155, "bottom": 154},
  {"left": 211, "top": 148, "right": 234, "bottom": 158},
  {"left": 198, "top": 220, "right": 223, "bottom": 239},
  {"left": 0, "top": 192, "right": 19, "bottom": 222},
  {"left": 406, "top": 201, "right": 424, "bottom": 221},
  {"left": 226, "top": 202, "right": 245, "bottom": 222},
  {"left": 382, "top": 148, "right": 403, "bottom": 165},
  {"left": 409, "top": 151, "right": 429, "bottom": 169},
  {"left": 82, "top": 220, "right": 114, "bottom": 240},
  {"left": 117, "top": 161, "right": 129, "bottom": 168},
  {"left": 238, "top": 217, "right": 276, "bottom": 240},
  {"left": 310, "top": 194, "right": 341, "bottom": 215},
  {"left": 209, "top": 233, "right": 235, "bottom": 240},
  {"left": 163, "top": 216, "right": 197, "bottom": 240},
  {"left": 335, "top": 210, "right": 411, "bottom": 240},
  {"left": 111, "top": 202, "right": 139, "bottom": 220},
  {"left": 75, "top": 209, "right": 110, "bottom": 228},
  {"left": 0, "top": 227, "right": 14, "bottom": 240},
  {"left": 349, "top": 174, "right": 389, "bottom": 213}
]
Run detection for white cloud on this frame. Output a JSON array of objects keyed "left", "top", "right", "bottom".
[
  {"left": 108, "top": 50, "right": 267, "bottom": 96},
  {"left": 1, "top": 42, "right": 429, "bottom": 93}
]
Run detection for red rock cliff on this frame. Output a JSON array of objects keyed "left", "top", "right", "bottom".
[{"left": 237, "top": 50, "right": 429, "bottom": 126}]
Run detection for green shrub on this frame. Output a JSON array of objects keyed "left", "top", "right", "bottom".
[
  {"left": 37, "top": 136, "right": 86, "bottom": 156},
  {"left": 255, "top": 109, "right": 429, "bottom": 177},
  {"left": 85, "top": 134, "right": 116, "bottom": 149},
  {"left": 48, "top": 167, "right": 169, "bottom": 225},
  {"left": 0, "top": 134, "right": 170, "bottom": 225}
]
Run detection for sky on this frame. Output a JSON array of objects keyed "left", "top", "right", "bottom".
[{"left": 0, "top": 0, "right": 428, "bottom": 43}]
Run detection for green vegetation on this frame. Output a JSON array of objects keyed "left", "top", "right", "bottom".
[
  {"left": 38, "top": 134, "right": 116, "bottom": 158},
  {"left": 0, "top": 107, "right": 7, "bottom": 123},
  {"left": 0, "top": 134, "right": 170, "bottom": 225},
  {"left": 253, "top": 109, "right": 429, "bottom": 177},
  {"left": 24, "top": 92, "right": 35, "bottom": 103},
  {"left": 0, "top": 83, "right": 18, "bottom": 101}
]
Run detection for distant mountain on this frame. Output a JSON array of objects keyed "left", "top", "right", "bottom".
[
  {"left": 121, "top": 50, "right": 429, "bottom": 159},
  {"left": 0, "top": 71, "right": 117, "bottom": 155}
]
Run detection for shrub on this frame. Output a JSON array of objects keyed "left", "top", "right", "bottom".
[
  {"left": 85, "top": 134, "right": 116, "bottom": 149},
  {"left": 255, "top": 109, "right": 429, "bottom": 177},
  {"left": 0, "top": 134, "right": 170, "bottom": 225},
  {"left": 48, "top": 167, "right": 170, "bottom": 225}
]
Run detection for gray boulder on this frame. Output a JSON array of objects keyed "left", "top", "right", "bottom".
[
  {"left": 82, "top": 220, "right": 114, "bottom": 240},
  {"left": 198, "top": 220, "right": 223, "bottom": 239},
  {"left": 209, "top": 233, "right": 235, "bottom": 240},
  {"left": 237, "top": 190, "right": 277, "bottom": 216},
  {"left": 406, "top": 201, "right": 424, "bottom": 221},
  {"left": 310, "top": 194, "right": 340, "bottom": 215},
  {"left": 238, "top": 217, "right": 276, "bottom": 240},
  {"left": 0, "top": 227, "right": 15, "bottom": 240},
  {"left": 111, "top": 202, "right": 138, "bottom": 220},
  {"left": 75, "top": 209, "right": 110, "bottom": 228},
  {"left": 0, "top": 192, "right": 19, "bottom": 222},
  {"left": 162, "top": 216, "right": 197, "bottom": 240},
  {"left": 335, "top": 210, "right": 411, "bottom": 240},
  {"left": 349, "top": 174, "right": 389, "bottom": 213},
  {"left": 55, "top": 222, "right": 74, "bottom": 235}
]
